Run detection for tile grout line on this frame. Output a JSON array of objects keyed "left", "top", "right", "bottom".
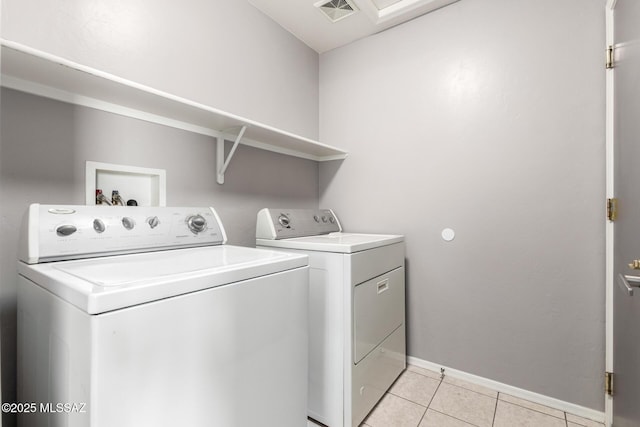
[
  {"left": 442, "top": 378, "right": 498, "bottom": 400},
  {"left": 492, "top": 392, "right": 500, "bottom": 427},
  {"left": 426, "top": 376, "right": 443, "bottom": 408},
  {"left": 428, "top": 408, "right": 483, "bottom": 427},
  {"left": 413, "top": 404, "right": 428, "bottom": 427},
  {"left": 386, "top": 390, "right": 434, "bottom": 410},
  {"left": 436, "top": 378, "right": 499, "bottom": 427},
  {"left": 378, "top": 391, "right": 429, "bottom": 425},
  {"left": 426, "top": 377, "right": 485, "bottom": 427},
  {"left": 407, "top": 367, "right": 445, "bottom": 382},
  {"left": 497, "top": 395, "right": 568, "bottom": 422},
  {"left": 414, "top": 376, "right": 444, "bottom": 426},
  {"left": 387, "top": 373, "right": 443, "bottom": 409},
  {"left": 365, "top": 368, "right": 436, "bottom": 427},
  {"left": 496, "top": 398, "right": 590, "bottom": 427}
]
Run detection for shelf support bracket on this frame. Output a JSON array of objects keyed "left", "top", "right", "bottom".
[{"left": 216, "top": 125, "right": 248, "bottom": 184}]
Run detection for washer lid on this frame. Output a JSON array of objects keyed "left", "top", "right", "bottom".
[
  {"left": 18, "top": 245, "right": 308, "bottom": 314},
  {"left": 256, "top": 232, "right": 404, "bottom": 253}
]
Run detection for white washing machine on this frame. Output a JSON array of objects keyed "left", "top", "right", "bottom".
[
  {"left": 256, "top": 208, "right": 406, "bottom": 427},
  {"left": 17, "top": 204, "right": 309, "bottom": 427}
]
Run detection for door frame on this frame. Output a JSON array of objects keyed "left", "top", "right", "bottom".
[{"left": 605, "top": 1, "right": 616, "bottom": 426}]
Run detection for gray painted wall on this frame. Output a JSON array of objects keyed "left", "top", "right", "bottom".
[
  {"left": 1, "top": 0, "right": 319, "bottom": 138},
  {"left": 0, "top": 1, "right": 320, "bottom": 424},
  {"left": 0, "top": 0, "right": 608, "bottom": 418},
  {"left": 319, "top": 0, "right": 605, "bottom": 410}
]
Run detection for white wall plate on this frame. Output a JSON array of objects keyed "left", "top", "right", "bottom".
[{"left": 85, "top": 161, "right": 166, "bottom": 206}]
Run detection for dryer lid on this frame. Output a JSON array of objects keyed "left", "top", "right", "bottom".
[{"left": 257, "top": 232, "right": 404, "bottom": 253}]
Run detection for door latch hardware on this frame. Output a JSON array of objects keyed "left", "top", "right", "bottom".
[
  {"left": 629, "top": 260, "right": 640, "bottom": 270},
  {"left": 607, "top": 198, "right": 618, "bottom": 221},
  {"left": 617, "top": 274, "right": 640, "bottom": 296},
  {"left": 605, "top": 371, "right": 614, "bottom": 396},
  {"left": 606, "top": 45, "right": 615, "bottom": 69}
]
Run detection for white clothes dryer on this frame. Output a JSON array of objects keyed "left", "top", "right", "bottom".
[
  {"left": 17, "top": 204, "right": 309, "bottom": 427},
  {"left": 256, "top": 208, "right": 406, "bottom": 427}
]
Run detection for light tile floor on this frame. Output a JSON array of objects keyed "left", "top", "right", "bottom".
[{"left": 308, "top": 364, "right": 605, "bottom": 427}]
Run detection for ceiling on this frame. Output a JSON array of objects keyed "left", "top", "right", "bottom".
[{"left": 248, "top": 0, "right": 460, "bottom": 54}]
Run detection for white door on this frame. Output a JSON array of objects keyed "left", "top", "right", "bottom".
[{"left": 611, "top": 1, "right": 640, "bottom": 425}]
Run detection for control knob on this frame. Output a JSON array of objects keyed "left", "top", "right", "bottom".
[
  {"left": 93, "top": 219, "right": 106, "bottom": 233},
  {"left": 147, "top": 216, "right": 160, "bottom": 229},
  {"left": 278, "top": 214, "right": 291, "bottom": 228},
  {"left": 122, "top": 217, "right": 136, "bottom": 230},
  {"left": 187, "top": 214, "right": 207, "bottom": 234},
  {"left": 56, "top": 225, "right": 77, "bottom": 237}
]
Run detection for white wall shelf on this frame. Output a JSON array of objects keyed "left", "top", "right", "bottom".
[{"left": 0, "top": 39, "right": 348, "bottom": 183}]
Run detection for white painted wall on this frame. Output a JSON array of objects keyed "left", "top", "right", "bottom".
[
  {"left": 0, "top": 1, "right": 320, "bottom": 425},
  {"left": 319, "top": 0, "right": 606, "bottom": 410}
]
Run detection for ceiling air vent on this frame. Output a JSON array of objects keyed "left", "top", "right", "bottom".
[{"left": 314, "top": 0, "right": 358, "bottom": 23}]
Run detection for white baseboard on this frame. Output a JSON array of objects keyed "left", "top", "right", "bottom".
[{"left": 407, "top": 356, "right": 605, "bottom": 424}]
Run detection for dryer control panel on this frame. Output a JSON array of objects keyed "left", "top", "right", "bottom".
[
  {"left": 19, "top": 204, "right": 227, "bottom": 264},
  {"left": 256, "top": 208, "right": 342, "bottom": 240}
]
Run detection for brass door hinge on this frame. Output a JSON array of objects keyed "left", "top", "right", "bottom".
[
  {"left": 607, "top": 198, "right": 618, "bottom": 221},
  {"left": 606, "top": 371, "right": 614, "bottom": 396},
  {"left": 607, "top": 45, "right": 615, "bottom": 69}
]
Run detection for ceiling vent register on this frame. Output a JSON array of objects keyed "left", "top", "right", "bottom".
[{"left": 314, "top": 0, "right": 358, "bottom": 23}]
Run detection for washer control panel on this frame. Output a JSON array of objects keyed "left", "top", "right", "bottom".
[
  {"left": 20, "top": 204, "right": 227, "bottom": 264},
  {"left": 256, "top": 208, "right": 342, "bottom": 240}
]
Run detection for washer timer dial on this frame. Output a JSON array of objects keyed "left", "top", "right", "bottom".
[
  {"left": 278, "top": 214, "right": 291, "bottom": 228},
  {"left": 186, "top": 214, "right": 207, "bottom": 234}
]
